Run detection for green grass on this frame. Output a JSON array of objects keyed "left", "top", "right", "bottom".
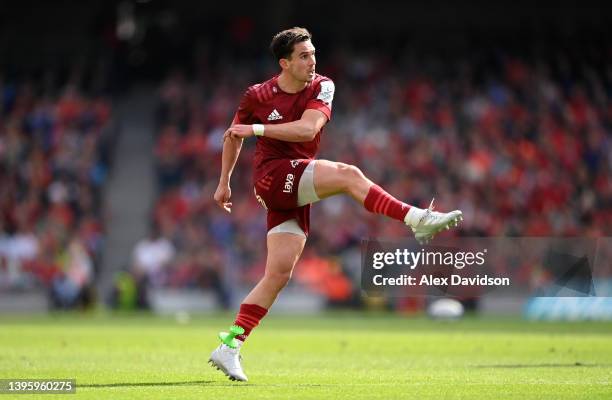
[{"left": 1, "top": 312, "right": 611, "bottom": 399}]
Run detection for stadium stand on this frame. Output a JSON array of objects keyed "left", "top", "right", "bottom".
[{"left": 0, "top": 74, "right": 117, "bottom": 309}]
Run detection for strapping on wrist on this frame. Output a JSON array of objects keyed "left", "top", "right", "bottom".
[{"left": 252, "top": 124, "right": 265, "bottom": 136}]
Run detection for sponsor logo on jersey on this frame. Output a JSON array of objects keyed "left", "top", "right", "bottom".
[
  {"left": 290, "top": 160, "right": 300, "bottom": 168},
  {"left": 283, "top": 173, "right": 295, "bottom": 193},
  {"left": 317, "top": 80, "right": 335, "bottom": 106},
  {"left": 267, "top": 109, "right": 283, "bottom": 121}
]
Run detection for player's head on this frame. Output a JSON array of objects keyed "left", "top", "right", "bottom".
[{"left": 270, "top": 27, "right": 316, "bottom": 83}]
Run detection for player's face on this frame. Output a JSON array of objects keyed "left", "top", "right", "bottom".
[{"left": 286, "top": 40, "right": 316, "bottom": 82}]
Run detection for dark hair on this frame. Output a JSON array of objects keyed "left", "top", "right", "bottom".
[{"left": 270, "top": 27, "right": 312, "bottom": 61}]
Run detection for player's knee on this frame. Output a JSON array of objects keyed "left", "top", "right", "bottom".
[
  {"left": 264, "top": 269, "right": 292, "bottom": 290},
  {"left": 337, "top": 163, "right": 363, "bottom": 190}
]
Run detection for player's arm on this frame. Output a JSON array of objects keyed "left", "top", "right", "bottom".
[
  {"left": 215, "top": 116, "right": 243, "bottom": 213},
  {"left": 220, "top": 115, "right": 244, "bottom": 184},
  {"left": 226, "top": 109, "right": 328, "bottom": 142}
]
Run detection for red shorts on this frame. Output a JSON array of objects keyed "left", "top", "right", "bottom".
[{"left": 253, "top": 159, "right": 312, "bottom": 235}]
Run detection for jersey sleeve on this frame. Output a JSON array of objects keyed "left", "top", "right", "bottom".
[
  {"left": 306, "top": 79, "right": 334, "bottom": 120},
  {"left": 234, "top": 86, "right": 257, "bottom": 124}
]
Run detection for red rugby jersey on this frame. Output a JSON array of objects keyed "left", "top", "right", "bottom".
[{"left": 234, "top": 74, "right": 334, "bottom": 181}]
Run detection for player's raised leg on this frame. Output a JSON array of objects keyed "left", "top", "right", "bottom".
[
  {"left": 311, "top": 160, "right": 462, "bottom": 243},
  {"left": 210, "top": 231, "right": 306, "bottom": 381}
]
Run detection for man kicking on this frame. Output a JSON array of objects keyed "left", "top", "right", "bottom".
[{"left": 209, "top": 27, "right": 462, "bottom": 381}]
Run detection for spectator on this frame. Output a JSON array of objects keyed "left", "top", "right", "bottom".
[
  {"left": 50, "top": 236, "right": 94, "bottom": 309},
  {"left": 131, "top": 223, "right": 176, "bottom": 287}
]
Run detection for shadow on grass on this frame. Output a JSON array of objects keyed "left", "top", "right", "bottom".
[
  {"left": 80, "top": 381, "right": 225, "bottom": 388},
  {"left": 79, "top": 380, "right": 326, "bottom": 388},
  {"left": 473, "top": 362, "right": 609, "bottom": 369}
]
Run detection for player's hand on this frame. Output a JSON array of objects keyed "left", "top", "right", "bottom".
[
  {"left": 214, "top": 183, "right": 232, "bottom": 213},
  {"left": 224, "top": 124, "right": 254, "bottom": 139}
]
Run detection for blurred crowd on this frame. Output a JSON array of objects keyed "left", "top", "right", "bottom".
[
  {"left": 143, "top": 47, "right": 611, "bottom": 305},
  {"left": 4, "top": 43, "right": 608, "bottom": 310},
  {"left": 0, "top": 76, "right": 115, "bottom": 307}
]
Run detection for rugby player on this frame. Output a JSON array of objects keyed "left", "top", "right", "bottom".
[{"left": 209, "top": 27, "right": 462, "bottom": 381}]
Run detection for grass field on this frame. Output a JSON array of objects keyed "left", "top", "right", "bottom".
[{"left": 1, "top": 312, "right": 611, "bottom": 399}]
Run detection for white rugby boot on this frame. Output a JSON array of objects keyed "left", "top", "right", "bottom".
[
  {"left": 405, "top": 199, "right": 463, "bottom": 244},
  {"left": 209, "top": 340, "right": 248, "bottom": 382}
]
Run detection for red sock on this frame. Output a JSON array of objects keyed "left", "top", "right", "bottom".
[
  {"left": 364, "top": 184, "right": 411, "bottom": 222},
  {"left": 233, "top": 303, "right": 268, "bottom": 342}
]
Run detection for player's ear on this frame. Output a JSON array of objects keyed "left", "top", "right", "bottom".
[{"left": 279, "top": 58, "right": 290, "bottom": 70}]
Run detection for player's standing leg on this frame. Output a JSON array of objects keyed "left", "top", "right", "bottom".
[
  {"left": 311, "top": 160, "right": 462, "bottom": 243},
  {"left": 209, "top": 232, "right": 306, "bottom": 381}
]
